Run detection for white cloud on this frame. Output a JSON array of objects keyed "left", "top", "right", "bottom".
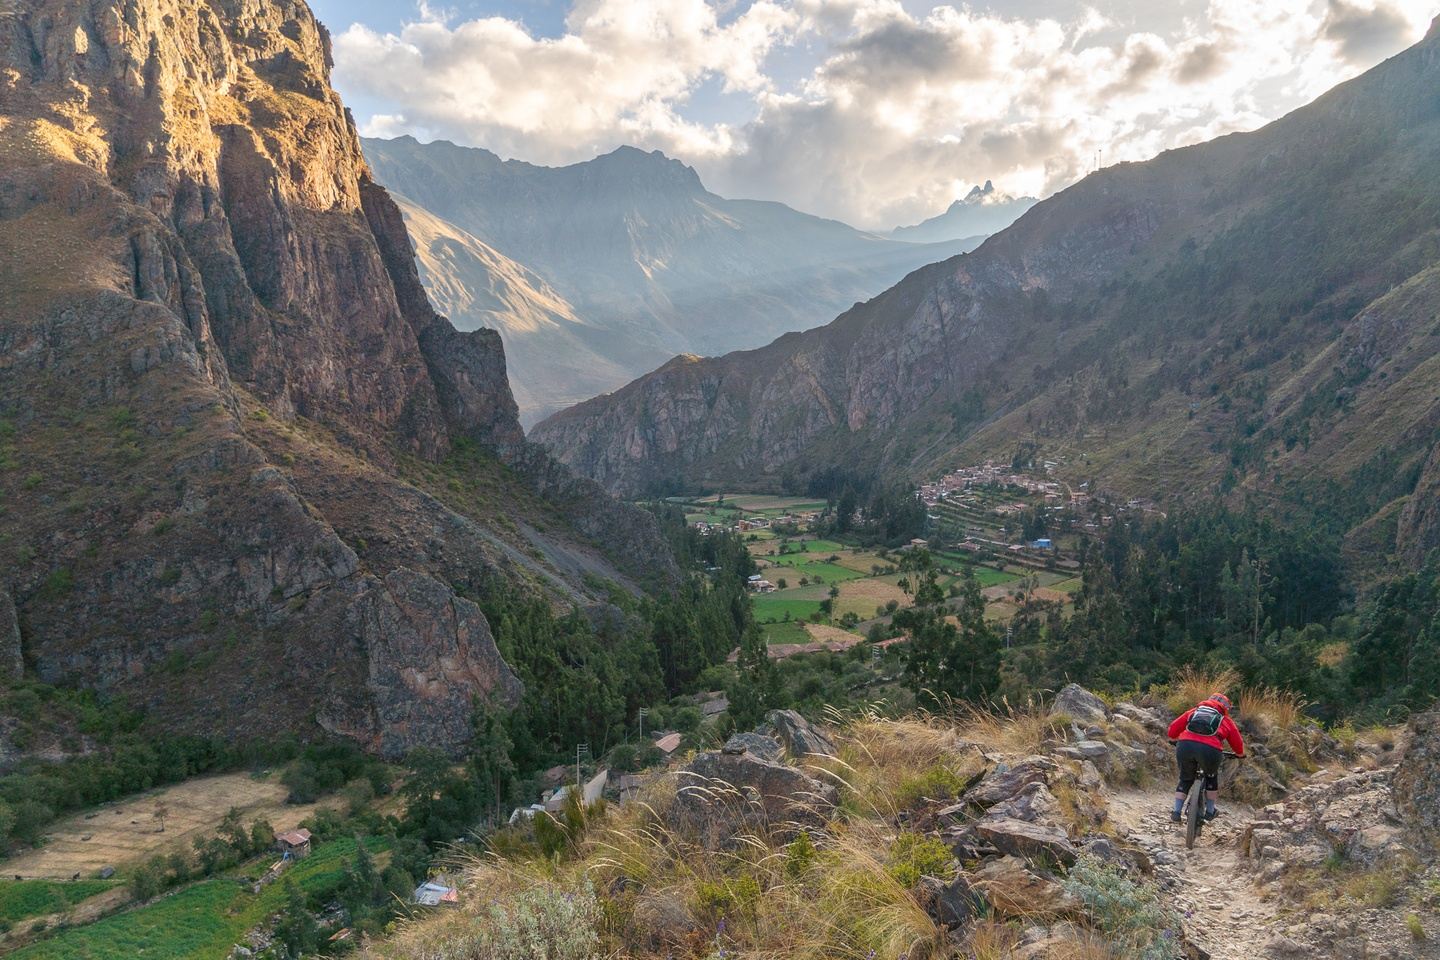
[{"left": 333, "top": 0, "right": 1435, "bottom": 229}]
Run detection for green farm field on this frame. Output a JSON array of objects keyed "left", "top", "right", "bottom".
[
  {"left": 0, "top": 881, "right": 117, "bottom": 925},
  {"left": 10, "top": 837, "right": 386, "bottom": 960},
  {"left": 752, "top": 594, "right": 826, "bottom": 624},
  {"left": 760, "top": 621, "right": 812, "bottom": 645}
]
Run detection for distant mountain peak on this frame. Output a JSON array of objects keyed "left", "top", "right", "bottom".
[
  {"left": 588, "top": 144, "right": 704, "bottom": 190},
  {"left": 894, "top": 180, "right": 1038, "bottom": 243},
  {"left": 961, "top": 180, "right": 997, "bottom": 204}
]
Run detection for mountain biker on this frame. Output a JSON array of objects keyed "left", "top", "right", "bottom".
[{"left": 1168, "top": 693, "right": 1245, "bottom": 823}]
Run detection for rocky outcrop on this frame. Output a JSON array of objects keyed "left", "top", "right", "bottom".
[
  {"left": 534, "top": 24, "right": 1440, "bottom": 568},
  {"left": 670, "top": 748, "right": 838, "bottom": 844},
  {"left": 722, "top": 732, "right": 784, "bottom": 763},
  {"left": 0, "top": 0, "right": 670, "bottom": 755},
  {"left": 1394, "top": 704, "right": 1440, "bottom": 842},
  {"left": 765, "top": 709, "right": 838, "bottom": 760},
  {"left": 1052, "top": 683, "right": 1109, "bottom": 724},
  {"left": 972, "top": 817, "right": 1078, "bottom": 866}
]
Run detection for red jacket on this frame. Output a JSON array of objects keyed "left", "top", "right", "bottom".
[{"left": 1169, "top": 699, "right": 1245, "bottom": 756}]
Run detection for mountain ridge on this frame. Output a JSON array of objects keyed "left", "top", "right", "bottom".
[
  {"left": 362, "top": 135, "right": 986, "bottom": 424},
  {"left": 0, "top": 0, "right": 673, "bottom": 756},
  {"left": 531, "top": 23, "right": 1440, "bottom": 572}
]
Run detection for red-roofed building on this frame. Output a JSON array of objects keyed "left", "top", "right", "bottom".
[{"left": 274, "top": 828, "right": 312, "bottom": 859}]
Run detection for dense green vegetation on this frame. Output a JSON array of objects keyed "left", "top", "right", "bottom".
[
  {"left": 987, "top": 505, "right": 1436, "bottom": 725},
  {"left": 475, "top": 506, "right": 753, "bottom": 773},
  {"left": 9, "top": 837, "right": 386, "bottom": 960}
]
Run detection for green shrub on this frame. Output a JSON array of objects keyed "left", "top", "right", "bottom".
[
  {"left": 1063, "top": 855, "right": 1182, "bottom": 960},
  {"left": 885, "top": 832, "right": 954, "bottom": 888},
  {"left": 695, "top": 873, "right": 762, "bottom": 922},
  {"left": 22, "top": 473, "right": 42, "bottom": 491},
  {"left": 894, "top": 763, "right": 969, "bottom": 810},
  {"left": 784, "top": 831, "right": 818, "bottom": 879},
  {"left": 37, "top": 568, "right": 73, "bottom": 600}
]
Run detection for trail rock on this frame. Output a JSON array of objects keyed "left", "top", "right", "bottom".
[
  {"left": 971, "top": 817, "right": 1078, "bottom": 866},
  {"left": 961, "top": 756, "right": 1057, "bottom": 809},
  {"left": 1080, "top": 837, "right": 1152, "bottom": 876},
  {"left": 1113, "top": 702, "right": 1169, "bottom": 733},
  {"left": 765, "top": 710, "right": 838, "bottom": 760},
  {"left": 1051, "top": 684, "right": 1108, "bottom": 723},
  {"left": 987, "top": 782, "right": 1060, "bottom": 824},
  {"left": 670, "top": 749, "right": 837, "bottom": 843},
  {"left": 723, "top": 732, "right": 784, "bottom": 762},
  {"left": 972, "top": 856, "right": 1080, "bottom": 920}
]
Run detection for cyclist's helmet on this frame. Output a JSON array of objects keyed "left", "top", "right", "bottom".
[{"left": 1208, "top": 693, "right": 1233, "bottom": 715}]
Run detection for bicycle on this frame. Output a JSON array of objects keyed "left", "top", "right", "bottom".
[{"left": 1171, "top": 742, "right": 1243, "bottom": 849}]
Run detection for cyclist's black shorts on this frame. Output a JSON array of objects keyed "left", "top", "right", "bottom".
[{"left": 1175, "top": 739, "right": 1223, "bottom": 792}]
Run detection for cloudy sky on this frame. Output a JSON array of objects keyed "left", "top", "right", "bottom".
[{"left": 311, "top": 0, "right": 1437, "bottom": 229}]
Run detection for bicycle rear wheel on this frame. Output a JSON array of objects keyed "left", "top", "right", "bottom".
[{"left": 1185, "top": 778, "right": 1205, "bottom": 849}]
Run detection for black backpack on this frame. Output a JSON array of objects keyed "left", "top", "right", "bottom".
[{"left": 1186, "top": 704, "right": 1223, "bottom": 737}]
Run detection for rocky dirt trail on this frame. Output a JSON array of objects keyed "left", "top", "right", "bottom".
[{"left": 1107, "top": 782, "right": 1278, "bottom": 960}]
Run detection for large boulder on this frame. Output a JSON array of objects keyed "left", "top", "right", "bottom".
[
  {"left": 956, "top": 756, "right": 1057, "bottom": 810},
  {"left": 765, "top": 710, "right": 838, "bottom": 760},
  {"left": 987, "top": 782, "right": 1061, "bottom": 825},
  {"left": 1394, "top": 705, "right": 1440, "bottom": 841},
  {"left": 971, "top": 817, "right": 1078, "bottom": 866},
  {"left": 971, "top": 856, "right": 1080, "bottom": 921},
  {"left": 723, "top": 732, "right": 784, "bottom": 763},
  {"left": 670, "top": 749, "right": 837, "bottom": 843},
  {"left": 1051, "top": 684, "right": 1108, "bottom": 724}
]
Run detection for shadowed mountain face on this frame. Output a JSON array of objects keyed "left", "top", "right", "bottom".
[
  {"left": 362, "top": 137, "right": 985, "bottom": 425},
  {"left": 0, "top": 0, "right": 672, "bottom": 756},
  {"left": 891, "top": 181, "right": 1038, "bottom": 244},
  {"left": 533, "top": 21, "right": 1440, "bottom": 570}
]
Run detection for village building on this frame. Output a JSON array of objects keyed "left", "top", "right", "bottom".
[
  {"left": 274, "top": 828, "right": 311, "bottom": 860},
  {"left": 653, "top": 732, "right": 683, "bottom": 757},
  {"left": 413, "top": 879, "right": 460, "bottom": 907}
]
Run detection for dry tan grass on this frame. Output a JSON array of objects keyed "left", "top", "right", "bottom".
[
  {"left": 953, "top": 699, "right": 1066, "bottom": 756},
  {"left": 0, "top": 772, "right": 332, "bottom": 879},
  {"left": 1162, "top": 666, "right": 1242, "bottom": 716},
  {"left": 1238, "top": 685, "right": 1306, "bottom": 733},
  {"left": 372, "top": 789, "right": 949, "bottom": 960},
  {"left": 967, "top": 919, "right": 1021, "bottom": 959},
  {"left": 826, "top": 712, "right": 981, "bottom": 820}
]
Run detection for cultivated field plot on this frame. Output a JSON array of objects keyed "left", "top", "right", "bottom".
[
  {"left": 767, "top": 559, "right": 861, "bottom": 585},
  {"left": 761, "top": 621, "right": 812, "bottom": 645},
  {"left": 690, "top": 494, "right": 828, "bottom": 514},
  {"left": 833, "top": 576, "right": 910, "bottom": 621},
  {"left": 0, "top": 773, "right": 328, "bottom": 880},
  {"left": 753, "top": 592, "right": 826, "bottom": 624}
]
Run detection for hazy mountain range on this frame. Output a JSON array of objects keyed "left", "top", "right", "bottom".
[
  {"left": 362, "top": 137, "right": 988, "bottom": 424},
  {"left": 532, "top": 20, "right": 1440, "bottom": 577},
  {"left": 891, "top": 181, "right": 1039, "bottom": 244}
]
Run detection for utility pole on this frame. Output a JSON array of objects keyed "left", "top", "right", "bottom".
[
  {"left": 637, "top": 707, "right": 649, "bottom": 741},
  {"left": 576, "top": 743, "right": 590, "bottom": 789}
]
